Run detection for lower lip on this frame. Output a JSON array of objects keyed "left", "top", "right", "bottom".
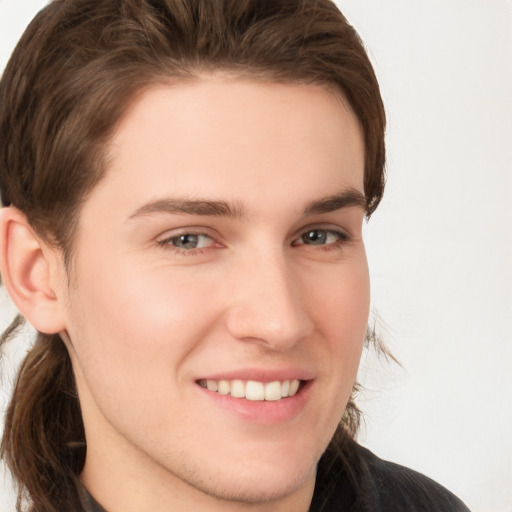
[{"left": 196, "top": 381, "right": 313, "bottom": 425}]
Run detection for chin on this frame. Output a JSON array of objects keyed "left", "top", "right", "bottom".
[
  {"left": 202, "top": 468, "right": 314, "bottom": 504},
  {"left": 178, "top": 447, "right": 320, "bottom": 505}
]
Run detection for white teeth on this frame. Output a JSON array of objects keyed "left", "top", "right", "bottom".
[
  {"left": 218, "top": 380, "right": 230, "bottom": 395},
  {"left": 230, "top": 380, "right": 245, "bottom": 398},
  {"left": 264, "top": 381, "right": 282, "bottom": 401},
  {"left": 281, "top": 380, "right": 290, "bottom": 397},
  {"left": 246, "top": 381, "right": 265, "bottom": 401},
  {"left": 289, "top": 379, "right": 300, "bottom": 396},
  {"left": 199, "top": 378, "right": 302, "bottom": 401}
]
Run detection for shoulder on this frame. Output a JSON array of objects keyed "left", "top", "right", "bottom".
[
  {"left": 352, "top": 443, "right": 470, "bottom": 511},
  {"left": 313, "top": 440, "right": 471, "bottom": 512}
]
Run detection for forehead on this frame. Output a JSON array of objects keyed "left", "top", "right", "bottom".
[{"left": 84, "top": 76, "right": 365, "bottom": 223}]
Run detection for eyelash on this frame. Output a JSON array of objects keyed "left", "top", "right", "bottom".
[
  {"left": 292, "top": 228, "right": 350, "bottom": 251},
  {"left": 158, "top": 228, "right": 350, "bottom": 255},
  {"left": 157, "top": 232, "right": 218, "bottom": 255}
]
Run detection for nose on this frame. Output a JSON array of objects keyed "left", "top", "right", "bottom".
[{"left": 224, "top": 249, "right": 314, "bottom": 350}]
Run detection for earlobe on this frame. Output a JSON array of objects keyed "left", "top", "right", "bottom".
[{"left": 0, "top": 207, "right": 66, "bottom": 334}]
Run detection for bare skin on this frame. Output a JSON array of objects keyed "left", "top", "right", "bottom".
[{"left": 0, "top": 76, "right": 369, "bottom": 512}]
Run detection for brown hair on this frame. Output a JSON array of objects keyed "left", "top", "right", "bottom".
[{"left": 0, "top": 1, "right": 386, "bottom": 510}]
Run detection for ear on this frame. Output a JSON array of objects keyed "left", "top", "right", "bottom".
[{"left": 0, "top": 207, "right": 66, "bottom": 334}]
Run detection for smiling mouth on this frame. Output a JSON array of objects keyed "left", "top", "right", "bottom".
[{"left": 197, "top": 379, "right": 304, "bottom": 401}]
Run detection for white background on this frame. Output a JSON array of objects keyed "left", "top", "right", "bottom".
[{"left": 1, "top": 1, "right": 511, "bottom": 511}]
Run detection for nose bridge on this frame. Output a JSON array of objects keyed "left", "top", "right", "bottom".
[{"left": 225, "top": 245, "right": 313, "bottom": 349}]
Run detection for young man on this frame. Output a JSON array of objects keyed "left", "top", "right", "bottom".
[{"left": 0, "top": 1, "right": 469, "bottom": 511}]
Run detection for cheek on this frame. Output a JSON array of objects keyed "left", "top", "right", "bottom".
[
  {"left": 65, "top": 268, "right": 220, "bottom": 439},
  {"left": 309, "top": 255, "right": 370, "bottom": 341},
  {"left": 308, "top": 257, "right": 370, "bottom": 388},
  {"left": 65, "top": 260, "right": 220, "bottom": 395}
]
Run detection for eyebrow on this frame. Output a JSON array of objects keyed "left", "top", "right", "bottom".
[
  {"left": 128, "top": 189, "right": 366, "bottom": 220},
  {"left": 302, "top": 189, "right": 367, "bottom": 215},
  {"left": 129, "top": 198, "right": 246, "bottom": 219}
]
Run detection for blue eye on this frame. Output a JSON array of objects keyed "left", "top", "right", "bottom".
[
  {"left": 165, "top": 233, "right": 213, "bottom": 250},
  {"left": 297, "top": 229, "right": 346, "bottom": 246}
]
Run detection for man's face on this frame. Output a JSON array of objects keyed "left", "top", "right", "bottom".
[{"left": 60, "top": 76, "right": 369, "bottom": 508}]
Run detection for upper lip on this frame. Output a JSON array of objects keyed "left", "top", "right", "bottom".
[{"left": 196, "top": 367, "right": 315, "bottom": 383}]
